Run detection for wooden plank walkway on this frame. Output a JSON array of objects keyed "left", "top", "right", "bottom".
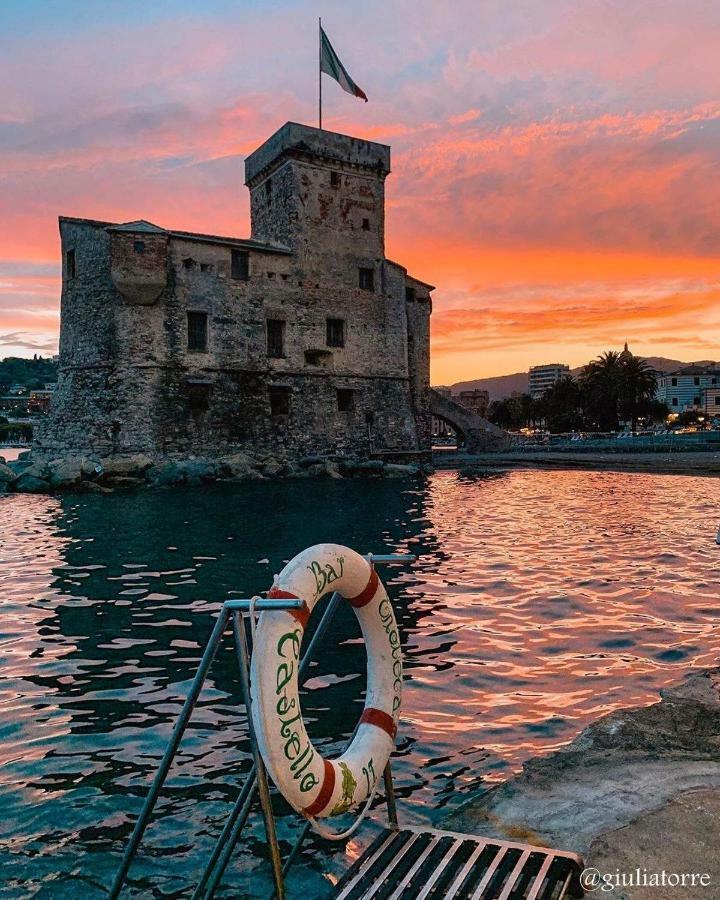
[{"left": 333, "top": 826, "right": 584, "bottom": 900}]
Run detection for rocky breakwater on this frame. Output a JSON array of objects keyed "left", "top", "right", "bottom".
[{"left": 0, "top": 451, "right": 425, "bottom": 495}]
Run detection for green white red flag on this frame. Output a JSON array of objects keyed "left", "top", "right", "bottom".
[{"left": 320, "top": 26, "right": 368, "bottom": 102}]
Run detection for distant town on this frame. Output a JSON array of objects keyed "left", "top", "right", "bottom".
[
  {"left": 433, "top": 345, "right": 720, "bottom": 440},
  {"left": 0, "top": 355, "right": 58, "bottom": 444}
]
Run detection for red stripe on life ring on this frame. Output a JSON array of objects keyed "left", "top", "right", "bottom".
[
  {"left": 360, "top": 707, "right": 397, "bottom": 739},
  {"left": 268, "top": 586, "right": 310, "bottom": 628},
  {"left": 348, "top": 568, "right": 379, "bottom": 608},
  {"left": 302, "top": 758, "right": 336, "bottom": 817}
]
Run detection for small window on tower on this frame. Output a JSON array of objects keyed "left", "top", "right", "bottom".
[
  {"left": 326, "top": 318, "right": 345, "bottom": 348},
  {"left": 267, "top": 319, "right": 285, "bottom": 358},
  {"left": 134, "top": 240, "right": 145, "bottom": 254},
  {"left": 330, "top": 171, "right": 341, "bottom": 187},
  {"left": 358, "top": 267, "right": 374, "bottom": 291},
  {"left": 362, "top": 217, "right": 370, "bottom": 230},
  {"left": 66, "top": 249, "right": 76, "bottom": 279},
  {"left": 231, "top": 249, "right": 249, "bottom": 281},
  {"left": 265, "top": 177, "right": 272, "bottom": 201},
  {"left": 337, "top": 389, "right": 355, "bottom": 412},
  {"left": 269, "top": 386, "right": 290, "bottom": 416},
  {"left": 405, "top": 286, "right": 416, "bottom": 302},
  {"left": 187, "top": 311, "right": 208, "bottom": 352}
]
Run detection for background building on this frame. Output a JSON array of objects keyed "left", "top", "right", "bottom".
[
  {"left": 655, "top": 365, "right": 720, "bottom": 412},
  {"left": 528, "top": 363, "right": 571, "bottom": 399}
]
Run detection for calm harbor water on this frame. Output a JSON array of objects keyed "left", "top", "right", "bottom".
[{"left": 2, "top": 469, "right": 720, "bottom": 897}]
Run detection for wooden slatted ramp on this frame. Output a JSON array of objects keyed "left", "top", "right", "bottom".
[{"left": 333, "top": 826, "right": 584, "bottom": 900}]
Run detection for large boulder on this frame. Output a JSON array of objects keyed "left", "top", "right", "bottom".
[
  {"left": 103, "top": 476, "right": 146, "bottom": 489},
  {"left": 261, "top": 457, "right": 286, "bottom": 478},
  {"left": 99, "top": 454, "right": 154, "bottom": 478},
  {"left": 218, "top": 452, "right": 261, "bottom": 480},
  {"left": 17, "top": 459, "right": 50, "bottom": 481},
  {"left": 349, "top": 459, "right": 385, "bottom": 474},
  {"left": 178, "top": 460, "right": 217, "bottom": 483},
  {"left": 48, "top": 456, "right": 101, "bottom": 489},
  {"left": 383, "top": 463, "right": 420, "bottom": 478},
  {"left": 147, "top": 460, "right": 185, "bottom": 486},
  {"left": 15, "top": 473, "right": 50, "bottom": 493},
  {"left": 0, "top": 463, "right": 16, "bottom": 485}
]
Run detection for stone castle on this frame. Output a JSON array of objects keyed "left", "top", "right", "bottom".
[
  {"left": 40, "top": 122, "right": 505, "bottom": 463},
  {"left": 40, "top": 123, "right": 439, "bottom": 460}
]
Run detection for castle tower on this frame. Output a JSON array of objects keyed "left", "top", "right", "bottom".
[{"left": 244, "top": 123, "right": 389, "bottom": 273}]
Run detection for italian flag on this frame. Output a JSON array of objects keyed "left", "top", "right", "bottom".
[{"left": 320, "top": 26, "right": 368, "bottom": 102}]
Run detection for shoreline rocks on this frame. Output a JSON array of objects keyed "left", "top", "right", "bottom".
[
  {"left": 442, "top": 668, "right": 720, "bottom": 859},
  {"left": 0, "top": 449, "right": 426, "bottom": 495}
]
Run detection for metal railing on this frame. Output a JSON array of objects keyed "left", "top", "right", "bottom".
[{"left": 109, "top": 553, "right": 415, "bottom": 899}]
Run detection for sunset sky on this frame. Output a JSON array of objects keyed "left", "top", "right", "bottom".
[{"left": 2, "top": 0, "right": 719, "bottom": 385}]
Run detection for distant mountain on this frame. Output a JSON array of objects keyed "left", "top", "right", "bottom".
[{"left": 445, "top": 357, "right": 719, "bottom": 402}]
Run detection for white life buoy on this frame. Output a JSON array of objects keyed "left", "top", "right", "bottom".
[{"left": 249, "top": 544, "right": 402, "bottom": 819}]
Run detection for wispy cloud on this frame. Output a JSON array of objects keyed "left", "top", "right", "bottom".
[{"left": 0, "top": 331, "right": 57, "bottom": 353}]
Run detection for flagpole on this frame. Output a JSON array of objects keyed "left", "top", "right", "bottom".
[{"left": 318, "top": 17, "right": 322, "bottom": 130}]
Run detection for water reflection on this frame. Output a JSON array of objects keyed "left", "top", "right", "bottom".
[{"left": 1, "top": 470, "right": 720, "bottom": 896}]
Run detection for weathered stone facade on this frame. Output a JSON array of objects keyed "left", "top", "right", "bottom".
[{"left": 40, "top": 123, "right": 434, "bottom": 460}]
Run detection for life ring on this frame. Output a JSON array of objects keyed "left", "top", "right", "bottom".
[{"left": 249, "top": 544, "right": 402, "bottom": 819}]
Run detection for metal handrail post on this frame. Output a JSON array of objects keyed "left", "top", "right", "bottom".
[
  {"left": 192, "top": 770, "right": 257, "bottom": 900},
  {"left": 109, "top": 605, "right": 231, "bottom": 899},
  {"left": 195, "top": 590, "right": 343, "bottom": 895},
  {"left": 232, "top": 612, "right": 286, "bottom": 900},
  {"left": 201, "top": 771, "right": 258, "bottom": 899},
  {"left": 383, "top": 761, "right": 399, "bottom": 829}
]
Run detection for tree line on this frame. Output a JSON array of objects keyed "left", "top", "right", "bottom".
[
  {"left": 0, "top": 355, "right": 58, "bottom": 394},
  {"left": 487, "top": 350, "right": 668, "bottom": 433}
]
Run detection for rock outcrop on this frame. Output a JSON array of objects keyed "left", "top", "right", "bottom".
[
  {"left": 444, "top": 668, "right": 720, "bottom": 855},
  {"left": 1, "top": 449, "right": 426, "bottom": 495}
]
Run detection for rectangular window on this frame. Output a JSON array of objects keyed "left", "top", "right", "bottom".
[
  {"left": 362, "top": 217, "right": 370, "bottom": 230},
  {"left": 187, "top": 311, "right": 208, "bottom": 352},
  {"left": 405, "top": 286, "right": 416, "bottom": 302},
  {"left": 66, "top": 249, "right": 76, "bottom": 279},
  {"left": 231, "top": 249, "right": 249, "bottom": 280},
  {"left": 693, "top": 396, "right": 701, "bottom": 405},
  {"left": 672, "top": 397, "right": 678, "bottom": 406},
  {"left": 671, "top": 377, "right": 677, "bottom": 386},
  {"left": 694, "top": 376, "right": 700, "bottom": 386},
  {"left": 330, "top": 171, "right": 341, "bottom": 187},
  {"left": 337, "top": 389, "right": 355, "bottom": 412},
  {"left": 359, "top": 267, "right": 374, "bottom": 291},
  {"left": 134, "top": 240, "right": 145, "bottom": 254},
  {"left": 326, "top": 317, "right": 345, "bottom": 348},
  {"left": 715, "top": 397, "right": 720, "bottom": 405},
  {"left": 265, "top": 178, "right": 272, "bottom": 201},
  {"left": 266, "top": 319, "right": 285, "bottom": 358},
  {"left": 269, "top": 386, "right": 290, "bottom": 416}
]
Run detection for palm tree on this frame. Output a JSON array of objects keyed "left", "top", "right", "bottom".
[
  {"left": 579, "top": 350, "right": 624, "bottom": 430},
  {"left": 579, "top": 348, "right": 658, "bottom": 431},
  {"left": 618, "top": 355, "right": 657, "bottom": 429}
]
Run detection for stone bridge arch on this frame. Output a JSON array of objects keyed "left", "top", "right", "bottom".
[{"left": 428, "top": 388, "right": 510, "bottom": 452}]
